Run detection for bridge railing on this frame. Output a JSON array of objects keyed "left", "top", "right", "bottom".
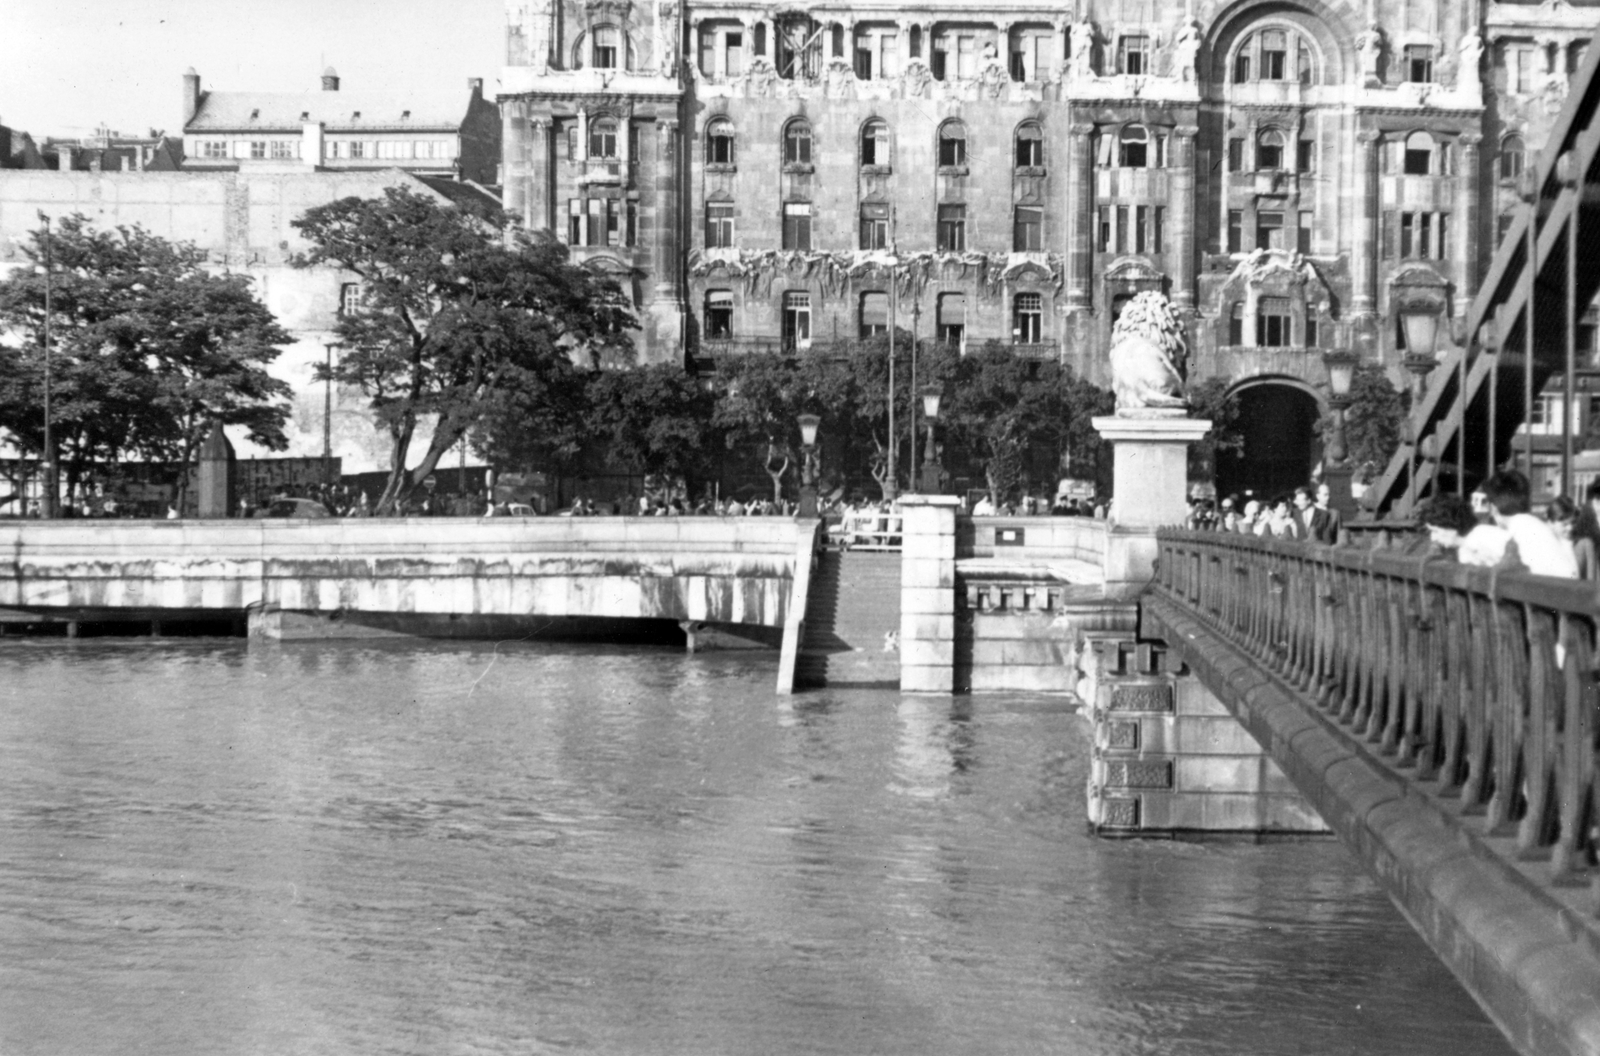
[{"left": 1155, "top": 530, "right": 1599, "bottom": 906}]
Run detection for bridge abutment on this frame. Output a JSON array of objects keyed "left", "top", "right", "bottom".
[{"left": 1080, "top": 631, "right": 1329, "bottom": 836}]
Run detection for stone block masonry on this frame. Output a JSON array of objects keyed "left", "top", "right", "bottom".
[{"left": 1081, "top": 630, "right": 1329, "bottom": 836}]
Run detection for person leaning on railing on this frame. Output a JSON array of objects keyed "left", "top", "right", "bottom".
[
  {"left": 1545, "top": 496, "right": 1597, "bottom": 580},
  {"left": 1480, "top": 470, "right": 1579, "bottom": 579}
]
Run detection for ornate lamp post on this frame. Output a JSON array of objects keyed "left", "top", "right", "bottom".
[
  {"left": 918, "top": 384, "right": 943, "bottom": 494},
  {"left": 1400, "top": 306, "right": 1441, "bottom": 514},
  {"left": 797, "top": 412, "right": 820, "bottom": 517},
  {"left": 1321, "top": 348, "right": 1358, "bottom": 518}
]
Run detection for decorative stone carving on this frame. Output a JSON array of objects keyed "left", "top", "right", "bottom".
[
  {"left": 1172, "top": 20, "right": 1201, "bottom": 82},
  {"left": 1356, "top": 23, "right": 1385, "bottom": 86},
  {"left": 1109, "top": 682, "right": 1174, "bottom": 712},
  {"left": 1104, "top": 759, "right": 1174, "bottom": 790},
  {"left": 1458, "top": 32, "right": 1483, "bottom": 91},
  {"left": 902, "top": 60, "right": 933, "bottom": 98},
  {"left": 1108, "top": 290, "right": 1188, "bottom": 415},
  {"left": 1069, "top": 19, "right": 1097, "bottom": 80}
]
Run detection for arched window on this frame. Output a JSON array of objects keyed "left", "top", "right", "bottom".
[
  {"left": 1500, "top": 134, "right": 1525, "bottom": 180},
  {"left": 589, "top": 117, "right": 618, "bottom": 159},
  {"left": 1119, "top": 125, "right": 1148, "bottom": 167},
  {"left": 783, "top": 120, "right": 812, "bottom": 165},
  {"left": 938, "top": 121, "right": 967, "bottom": 167},
  {"left": 1257, "top": 129, "right": 1286, "bottom": 170},
  {"left": 707, "top": 119, "right": 735, "bottom": 165},
  {"left": 861, "top": 120, "right": 891, "bottom": 167},
  {"left": 592, "top": 26, "right": 620, "bottom": 69},
  {"left": 1015, "top": 122, "right": 1043, "bottom": 167},
  {"left": 1404, "top": 131, "right": 1435, "bottom": 175}
]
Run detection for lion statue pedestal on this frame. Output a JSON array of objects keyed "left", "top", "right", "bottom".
[{"left": 1093, "top": 291, "right": 1211, "bottom": 594}]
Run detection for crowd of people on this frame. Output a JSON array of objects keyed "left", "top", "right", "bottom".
[
  {"left": 1415, "top": 470, "right": 1592, "bottom": 580},
  {"left": 1183, "top": 482, "right": 1345, "bottom": 544}
]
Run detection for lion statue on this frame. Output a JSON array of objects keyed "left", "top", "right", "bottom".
[{"left": 1108, "top": 291, "right": 1188, "bottom": 415}]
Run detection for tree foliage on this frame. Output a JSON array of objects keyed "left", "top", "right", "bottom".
[
  {"left": 587, "top": 363, "right": 721, "bottom": 486},
  {"left": 0, "top": 215, "right": 291, "bottom": 503},
  {"left": 1185, "top": 376, "right": 1245, "bottom": 481},
  {"left": 292, "top": 185, "right": 635, "bottom": 513},
  {"left": 1340, "top": 364, "right": 1407, "bottom": 475}
]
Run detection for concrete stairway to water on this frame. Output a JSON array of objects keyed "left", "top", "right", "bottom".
[{"left": 795, "top": 550, "right": 902, "bottom": 688}]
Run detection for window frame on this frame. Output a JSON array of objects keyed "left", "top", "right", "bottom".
[
  {"left": 937, "top": 203, "right": 967, "bottom": 251},
  {"left": 783, "top": 121, "right": 813, "bottom": 166},
  {"left": 705, "top": 201, "right": 735, "bottom": 248},
  {"left": 1013, "top": 292, "right": 1044, "bottom": 344},
  {"left": 938, "top": 122, "right": 968, "bottom": 168},
  {"left": 707, "top": 120, "right": 735, "bottom": 166},
  {"left": 782, "top": 201, "right": 812, "bottom": 251}
]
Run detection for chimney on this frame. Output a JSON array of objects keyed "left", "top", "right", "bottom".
[
  {"left": 468, "top": 77, "right": 484, "bottom": 97},
  {"left": 182, "top": 67, "right": 202, "bottom": 126},
  {"left": 322, "top": 66, "right": 340, "bottom": 91}
]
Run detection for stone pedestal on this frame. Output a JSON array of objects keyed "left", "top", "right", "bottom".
[
  {"left": 1092, "top": 415, "right": 1210, "bottom": 597},
  {"left": 898, "top": 494, "right": 959, "bottom": 693}
]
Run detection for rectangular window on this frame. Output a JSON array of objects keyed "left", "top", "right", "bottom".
[
  {"left": 1297, "top": 138, "right": 1315, "bottom": 172},
  {"left": 1099, "top": 206, "right": 1113, "bottom": 253},
  {"left": 700, "top": 30, "right": 717, "bottom": 76},
  {"left": 705, "top": 291, "right": 734, "bottom": 339},
  {"left": 1260, "top": 30, "right": 1287, "bottom": 79},
  {"left": 937, "top": 293, "right": 966, "bottom": 349},
  {"left": 1228, "top": 210, "right": 1243, "bottom": 253},
  {"left": 931, "top": 37, "right": 947, "bottom": 79},
  {"left": 567, "top": 199, "right": 582, "bottom": 245},
  {"left": 938, "top": 132, "right": 966, "bottom": 167},
  {"left": 854, "top": 43, "right": 873, "bottom": 79},
  {"left": 1257, "top": 296, "right": 1292, "bottom": 347},
  {"left": 201, "top": 140, "right": 228, "bottom": 159},
  {"left": 1298, "top": 211, "right": 1313, "bottom": 255},
  {"left": 1417, "top": 212, "right": 1432, "bottom": 259},
  {"left": 1013, "top": 206, "right": 1043, "bottom": 251},
  {"left": 606, "top": 199, "right": 622, "bottom": 246},
  {"left": 587, "top": 198, "right": 605, "bottom": 246},
  {"left": 1016, "top": 129, "right": 1043, "bottom": 167},
  {"left": 725, "top": 32, "right": 743, "bottom": 76},
  {"left": 338, "top": 282, "right": 365, "bottom": 316},
  {"left": 1382, "top": 210, "right": 1396, "bottom": 258},
  {"left": 1115, "top": 205, "right": 1128, "bottom": 253},
  {"left": 1229, "top": 303, "right": 1244, "bottom": 345},
  {"left": 956, "top": 35, "right": 976, "bottom": 78},
  {"left": 860, "top": 291, "right": 889, "bottom": 337},
  {"left": 1228, "top": 137, "right": 1244, "bottom": 171},
  {"left": 1014, "top": 293, "right": 1043, "bottom": 343},
  {"left": 1436, "top": 213, "right": 1448, "bottom": 260},
  {"left": 1134, "top": 205, "right": 1148, "bottom": 254},
  {"left": 1152, "top": 206, "right": 1164, "bottom": 253},
  {"left": 593, "top": 26, "right": 619, "bottom": 69},
  {"left": 782, "top": 292, "right": 812, "bottom": 351},
  {"left": 1513, "top": 45, "right": 1534, "bottom": 94},
  {"left": 1256, "top": 210, "right": 1282, "bottom": 251},
  {"left": 1405, "top": 44, "right": 1434, "bottom": 83},
  {"left": 937, "top": 204, "right": 966, "bottom": 251},
  {"left": 270, "top": 140, "right": 296, "bottom": 159},
  {"left": 704, "top": 200, "right": 732, "bottom": 246},
  {"left": 860, "top": 202, "right": 890, "bottom": 250},
  {"left": 626, "top": 200, "right": 637, "bottom": 246},
  {"left": 782, "top": 202, "right": 812, "bottom": 251},
  {"left": 1119, "top": 35, "right": 1149, "bottom": 75},
  {"left": 350, "top": 140, "right": 368, "bottom": 160},
  {"left": 1305, "top": 315, "right": 1319, "bottom": 347},
  {"left": 249, "top": 140, "right": 266, "bottom": 159}
]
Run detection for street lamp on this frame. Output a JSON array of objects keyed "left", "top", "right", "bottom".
[
  {"left": 37, "top": 212, "right": 57, "bottom": 519},
  {"left": 797, "top": 412, "right": 821, "bottom": 517},
  {"left": 1400, "top": 306, "right": 1442, "bottom": 514},
  {"left": 919, "top": 384, "right": 943, "bottom": 494},
  {"left": 1321, "top": 349, "right": 1358, "bottom": 518}
]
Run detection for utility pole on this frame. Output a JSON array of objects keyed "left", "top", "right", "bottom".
[
  {"left": 886, "top": 207, "right": 898, "bottom": 499},
  {"left": 38, "top": 212, "right": 57, "bottom": 519}
]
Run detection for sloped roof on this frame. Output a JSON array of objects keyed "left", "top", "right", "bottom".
[
  {"left": 414, "top": 175, "right": 502, "bottom": 210},
  {"left": 187, "top": 89, "right": 469, "bottom": 133}
]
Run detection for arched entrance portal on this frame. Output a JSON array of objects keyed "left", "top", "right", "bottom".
[{"left": 1215, "top": 382, "right": 1322, "bottom": 501}]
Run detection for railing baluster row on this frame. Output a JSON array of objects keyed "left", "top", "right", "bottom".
[{"left": 1155, "top": 530, "right": 1600, "bottom": 913}]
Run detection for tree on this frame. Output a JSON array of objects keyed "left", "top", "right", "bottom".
[
  {"left": 1338, "top": 364, "right": 1407, "bottom": 475},
  {"left": 940, "top": 343, "right": 1111, "bottom": 506},
  {"left": 1185, "top": 376, "right": 1245, "bottom": 482},
  {"left": 292, "top": 185, "right": 635, "bottom": 513},
  {"left": 587, "top": 363, "right": 720, "bottom": 492},
  {"left": 713, "top": 353, "right": 812, "bottom": 503},
  {"left": 0, "top": 215, "right": 292, "bottom": 506}
]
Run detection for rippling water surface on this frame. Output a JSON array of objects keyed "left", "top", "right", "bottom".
[{"left": 0, "top": 639, "right": 1513, "bottom": 1056}]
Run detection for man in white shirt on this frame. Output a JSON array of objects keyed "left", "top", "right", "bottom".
[{"left": 1479, "top": 470, "right": 1579, "bottom": 578}]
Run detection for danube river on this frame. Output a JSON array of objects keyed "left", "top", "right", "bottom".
[{"left": 0, "top": 639, "right": 1513, "bottom": 1056}]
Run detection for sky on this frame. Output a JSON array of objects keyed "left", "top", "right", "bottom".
[{"left": 2, "top": 0, "right": 507, "bottom": 139}]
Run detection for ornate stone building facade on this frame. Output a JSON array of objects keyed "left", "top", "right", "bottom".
[{"left": 499, "top": 0, "right": 1599, "bottom": 486}]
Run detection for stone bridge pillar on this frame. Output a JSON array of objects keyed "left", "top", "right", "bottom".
[
  {"left": 1078, "top": 631, "right": 1328, "bottom": 835},
  {"left": 1092, "top": 415, "right": 1209, "bottom": 596}
]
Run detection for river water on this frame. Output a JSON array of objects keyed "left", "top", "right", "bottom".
[{"left": 0, "top": 639, "right": 1514, "bottom": 1056}]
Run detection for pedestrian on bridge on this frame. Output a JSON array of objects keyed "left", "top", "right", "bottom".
[{"left": 1480, "top": 470, "right": 1579, "bottom": 579}]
